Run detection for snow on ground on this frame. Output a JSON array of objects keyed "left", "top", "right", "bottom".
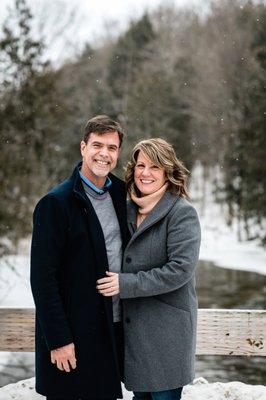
[
  {"left": 190, "top": 164, "right": 266, "bottom": 276},
  {"left": 0, "top": 239, "right": 33, "bottom": 308},
  {"left": 196, "top": 199, "right": 266, "bottom": 275},
  {"left": 199, "top": 216, "right": 266, "bottom": 275},
  {"left": 0, "top": 377, "right": 266, "bottom": 400}
]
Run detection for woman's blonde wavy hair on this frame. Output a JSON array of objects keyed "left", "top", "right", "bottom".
[{"left": 125, "top": 138, "right": 189, "bottom": 198}]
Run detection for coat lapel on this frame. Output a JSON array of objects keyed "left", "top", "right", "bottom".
[
  {"left": 127, "top": 191, "right": 179, "bottom": 245},
  {"left": 72, "top": 166, "right": 109, "bottom": 278},
  {"left": 72, "top": 165, "right": 130, "bottom": 276},
  {"left": 109, "top": 174, "right": 130, "bottom": 250},
  {"left": 127, "top": 200, "right": 138, "bottom": 235}
]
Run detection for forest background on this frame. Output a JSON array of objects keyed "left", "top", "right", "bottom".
[{"left": 0, "top": 0, "right": 265, "bottom": 255}]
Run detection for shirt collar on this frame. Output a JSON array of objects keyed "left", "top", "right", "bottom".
[{"left": 79, "top": 170, "right": 112, "bottom": 195}]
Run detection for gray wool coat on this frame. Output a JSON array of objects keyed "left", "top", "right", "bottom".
[{"left": 119, "top": 191, "right": 201, "bottom": 392}]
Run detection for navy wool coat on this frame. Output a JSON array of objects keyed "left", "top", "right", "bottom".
[
  {"left": 30, "top": 163, "right": 129, "bottom": 398},
  {"left": 119, "top": 192, "right": 201, "bottom": 392}
]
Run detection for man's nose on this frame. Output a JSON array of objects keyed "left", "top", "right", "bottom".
[{"left": 99, "top": 147, "right": 109, "bottom": 157}]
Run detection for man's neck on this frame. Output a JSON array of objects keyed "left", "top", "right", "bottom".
[{"left": 80, "top": 166, "right": 106, "bottom": 189}]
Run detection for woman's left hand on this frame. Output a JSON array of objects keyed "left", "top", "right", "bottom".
[{"left": 96, "top": 271, "right": 120, "bottom": 296}]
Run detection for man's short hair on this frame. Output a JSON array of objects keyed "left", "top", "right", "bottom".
[{"left": 83, "top": 115, "right": 124, "bottom": 147}]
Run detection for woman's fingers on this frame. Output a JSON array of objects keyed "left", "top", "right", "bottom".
[
  {"left": 97, "top": 272, "right": 119, "bottom": 296},
  {"left": 99, "top": 287, "right": 118, "bottom": 294},
  {"left": 97, "top": 277, "right": 113, "bottom": 284},
  {"left": 97, "top": 282, "right": 115, "bottom": 290},
  {"left": 101, "top": 289, "right": 119, "bottom": 296},
  {"left": 98, "top": 284, "right": 119, "bottom": 296}
]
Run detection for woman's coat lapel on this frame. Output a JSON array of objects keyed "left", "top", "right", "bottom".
[{"left": 127, "top": 191, "right": 179, "bottom": 245}]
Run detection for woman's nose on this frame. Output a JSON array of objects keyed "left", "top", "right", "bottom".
[{"left": 141, "top": 167, "right": 151, "bottom": 176}]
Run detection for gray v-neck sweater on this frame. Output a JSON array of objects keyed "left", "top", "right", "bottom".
[{"left": 82, "top": 182, "right": 122, "bottom": 322}]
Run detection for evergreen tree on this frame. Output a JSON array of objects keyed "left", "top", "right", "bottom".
[
  {"left": 107, "top": 14, "right": 156, "bottom": 115},
  {"left": 0, "top": 0, "right": 66, "bottom": 247},
  {"left": 222, "top": 2, "right": 266, "bottom": 241}
]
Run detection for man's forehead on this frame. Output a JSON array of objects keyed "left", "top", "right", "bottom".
[{"left": 89, "top": 131, "right": 119, "bottom": 144}]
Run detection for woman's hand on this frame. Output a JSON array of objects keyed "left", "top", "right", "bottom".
[{"left": 97, "top": 271, "right": 120, "bottom": 296}]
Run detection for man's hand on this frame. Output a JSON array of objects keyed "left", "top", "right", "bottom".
[
  {"left": 97, "top": 271, "right": 120, "bottom": 296},
  {"left": 51, "top": 342, "right": 76, "bottom": 372}
]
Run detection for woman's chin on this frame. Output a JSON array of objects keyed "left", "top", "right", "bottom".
[{"left": 138, "top": 187, "right": 156, "bottom": 196}]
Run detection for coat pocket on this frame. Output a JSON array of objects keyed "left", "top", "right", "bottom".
[{"left": 153, "top": 296, "right": 190, "bottom": 314}]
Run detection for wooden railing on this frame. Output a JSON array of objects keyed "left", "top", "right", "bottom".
[{"left": 0, "top": 308, "right": 265, "bottom": 356}]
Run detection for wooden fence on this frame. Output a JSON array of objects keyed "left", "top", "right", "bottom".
[{"left": 0, "top": 308, "right": 265, "bottom": 356}]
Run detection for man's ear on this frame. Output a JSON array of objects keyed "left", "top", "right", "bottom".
[{"left": 80, "top": 140, "right": 86, "bottom": 156}]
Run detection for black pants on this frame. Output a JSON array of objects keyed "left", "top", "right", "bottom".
[{"left": 47, "top": 322, "right": 123, "bottom": 400}]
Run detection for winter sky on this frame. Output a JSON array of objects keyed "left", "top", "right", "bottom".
[{"left": 0, "top": 0, "right": 209, "bottom": 63}]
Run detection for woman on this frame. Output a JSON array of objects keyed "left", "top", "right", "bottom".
[{"left": 97, "top": 138, "right": 201, "bottom": 400}]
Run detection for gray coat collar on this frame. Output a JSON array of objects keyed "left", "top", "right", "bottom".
[{"left": 127, "top": 191, "right": 180, "bottom": 241}]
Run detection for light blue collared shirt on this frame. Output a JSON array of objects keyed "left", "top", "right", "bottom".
[{"left": 79, "top": 171, "right": 112, "bottom": 195}]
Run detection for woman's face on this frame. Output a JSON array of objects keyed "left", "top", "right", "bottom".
[{"left": 134, "top": 151, "right": 166, "bottom": 196}]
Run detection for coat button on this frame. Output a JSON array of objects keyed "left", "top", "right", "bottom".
[
  {"left": 125, "top": 256, "right": 131, "bottom": 263},
  {"left": 125, "top": 317, "right": 130, "bottom": 323}
]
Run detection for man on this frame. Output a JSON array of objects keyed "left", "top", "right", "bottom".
[{"left": 30, "top": 115, "right": 129, "bottom": 400}]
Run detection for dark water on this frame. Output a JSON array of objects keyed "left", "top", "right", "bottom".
[{"left": 0, "top": 261, "right": 265, "bottom": 387}]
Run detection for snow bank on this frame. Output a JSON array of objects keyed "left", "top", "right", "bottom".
[
  {"left": 0, "top": 254, "right": 33, "bottom": 308},
  {"left": 198, "top": 206, "right": 266, "bottom": 275},
  {"left": 190, "top": 164, "right": 266, "bottom": 276},
  {"left": 0, "top": 377, "right": 265, "bottom": 400}
]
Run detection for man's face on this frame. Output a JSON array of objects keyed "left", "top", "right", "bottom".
[{"left": 80, "top": 131, "right": 120, "bottom": 185}]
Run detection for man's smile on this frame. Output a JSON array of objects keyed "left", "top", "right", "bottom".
[{"left": 94, "top": 159, "right": 110, "bottom": 166}]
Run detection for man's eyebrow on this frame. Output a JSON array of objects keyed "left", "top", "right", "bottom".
[
  {"left": 105, "top": 143, "right": 119, "bottom": 149},
  {"left": 92, "top": 141, "right": 118, "bottom": 149}
]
